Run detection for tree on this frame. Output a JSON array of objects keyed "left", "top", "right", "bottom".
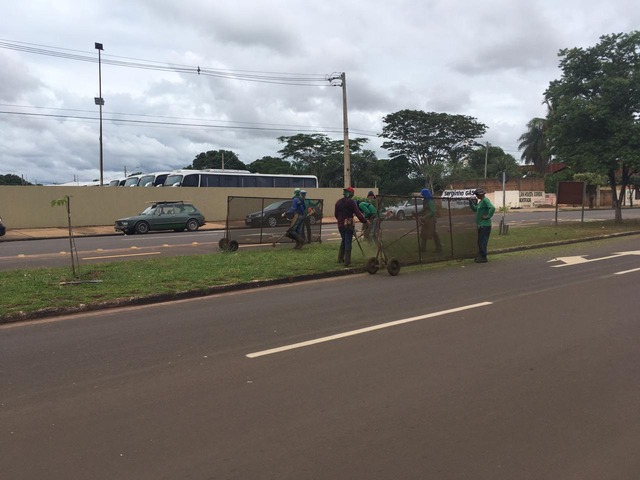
[
  {"left": 350, "top": 149, "right": 380, "bottom": 188},
  {"left": 518, "top": 117, "right": 551, "bottom": 175},
  {"left": 248, "top": 156, "right": 292, "bottom": 174},
  {"left": 187, "top": 150, "right": 247, "bottom": 170},
  {"left": 468, "top": 145, "right": 521, "bottom": 180},
  {"left": 0, "top": 174, "right": 32, "bottom": 185},
  {"left": 277, "top": 133, "right": 368, "bottom": 187},
  {"left": 376, "top": 156, "right": 423, "bottom": 195},
  {"left": 544, "top": 31, "right": 640, "bottom": 222},
  {"left": 380, "top": 110, "right": 487, "bottom": 191}
]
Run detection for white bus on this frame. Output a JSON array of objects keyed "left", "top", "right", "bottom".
[{"left": 163, "top": 169, "right": 319, "bottom": 189}]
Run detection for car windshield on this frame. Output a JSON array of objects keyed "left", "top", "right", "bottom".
[{"left": 140, "top": 206, "right": 157, "bottom": 215}]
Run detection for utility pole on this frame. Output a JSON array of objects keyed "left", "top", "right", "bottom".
[
  {"left": 327, "top": 72, "right": 351, "bottom": 188},
  {"left": 340, "top": 73, "right": 351, "bottom": 189}
]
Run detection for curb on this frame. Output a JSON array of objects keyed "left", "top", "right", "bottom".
[
  {"left": 3, "top": 230, "right": 640, "bottom": 325},
  {"left": 0, "top": 266, "right": 364, "bottom": 325}
]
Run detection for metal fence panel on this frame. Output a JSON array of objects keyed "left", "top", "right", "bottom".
[
  {"left": 374, "top": 195, "right": 479, "bottom": 266},
  {"left": 220, "top": 196, "right": 323, "bottom": 250}
]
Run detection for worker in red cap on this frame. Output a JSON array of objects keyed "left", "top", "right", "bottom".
[{"left": 334, "top": 187, "right": 369, "bottom": 266}]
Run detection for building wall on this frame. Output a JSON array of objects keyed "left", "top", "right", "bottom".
[
  {"left": 0, "top": 186, "right": 375, "bottom": 229},
  {"left": 448, "top": 177, "right": 545, "bottom": 193}
]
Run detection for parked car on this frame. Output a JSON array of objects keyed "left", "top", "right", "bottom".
[
  {"left": 245, "top": 199, "right": 323, "bottom": 228},
  {"left": 114, "top": 201, "right": 206, "bottom": 234},
  {"left": 0, "top": 216, "right": 5, "bottom": 236},
  {"left": 383, "top": 199, "right": 423, "bottom": 220}
]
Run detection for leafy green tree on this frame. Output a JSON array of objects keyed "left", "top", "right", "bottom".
[
  {"left": 277, "top": 133, "right": 368, "bottom": 187},
  {"left": 0, "top": 174, "right": 31, "bottom": 185},
  {"left": 380, "top": 110, "right": 487, "bottom": 191},
  {"left": 187, "top": 150, "right": 247, "bottom": 170},
  {"left": 350, "top": 149, "right": 379, "bottom": 188},
  {"left": 518, "top": 117, "right": 551, "bottom": 175},
  {"left": 248, "top": 156, "right": 292, "bottom": 174},
  {"left": 544, "top": 31, "right": 640, "bottom": 221},
  {"left": 467, "top": 146, "right": 521, "bottom": 180},
  {"left": 376, "top": 156, "right": 423, "bottom": 195}
]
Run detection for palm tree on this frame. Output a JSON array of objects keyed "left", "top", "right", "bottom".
[{"left": 518, "top": 117, "right": 550, "bottom": 175}]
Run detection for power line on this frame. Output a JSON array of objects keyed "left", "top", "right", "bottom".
[
  {"left": 0, "top": 109, "right": 379, "bottom": 137},
  {"left": 0, "top": 39, "right": 332, "bottom": 86},
  {"left": 0, "top": 40, "right": 381, "bottom": 137}
]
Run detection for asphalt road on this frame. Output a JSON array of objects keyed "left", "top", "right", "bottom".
[
  {"left": 2, "top": 235, "right": 640, "bottom": 479},
  {"left": 2, "top": 208, "right": 638, "bottom": 270}
]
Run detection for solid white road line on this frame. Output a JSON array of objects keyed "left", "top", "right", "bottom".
[
  {"left": 246, "top": 301, "right": 493, "bottom": 358},
  {"left": 614, "top": 267, "right": 640, "bottom": 275}
]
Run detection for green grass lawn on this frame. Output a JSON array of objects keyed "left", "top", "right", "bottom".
[{"left": 2, "top": 219, "right": 640, "bottom": 321}]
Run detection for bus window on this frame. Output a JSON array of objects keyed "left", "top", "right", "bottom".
[
  {"left": 201, "top": 174, "right": 219, "bottom": 187},
  {"left": 256, "top": 177, "right": 273, "bottom": 187},
  {"left": 290, "top": 178, "right": 304, "bottom": 187},
  {"left": 273, "top": 177, "right": 289, "bottom": 187},
  {"left": 182, "top": 174, "right": 200, "bottom": 187},
  {"left": 304, "top": 178, "right": 318, "bottom": 188},
  {"left": 219, "top": 175, "right": 239, "bottom": 187},
  {"left": 241, "top": 176, "right": 257, "bottom": 187}
]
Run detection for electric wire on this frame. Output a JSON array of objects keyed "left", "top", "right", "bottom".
[{"left": 0, "top": 39, "right": 335, "bottom": 86}]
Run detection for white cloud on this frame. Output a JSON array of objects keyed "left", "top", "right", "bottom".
[{"left": 1, "top": 0, "right": 639, "bottom": 183}]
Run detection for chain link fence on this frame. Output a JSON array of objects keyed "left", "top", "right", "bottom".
[
  {"left": 218, "top": 196, "right": 324, "bottom": 251},
  {"left": 359, "top": 195, "right": 478, "bottom": 274}
]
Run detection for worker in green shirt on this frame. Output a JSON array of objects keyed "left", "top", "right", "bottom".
[
  {"left": 468, "top": 188, "right": 495, "bottom": 263},
  {"left": 358, "top": 194, "right": 377, "bottom": 242}
]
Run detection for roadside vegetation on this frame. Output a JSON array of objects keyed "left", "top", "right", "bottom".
[{"left": 2, "top": 219, "right": 640, "bottom": 321}]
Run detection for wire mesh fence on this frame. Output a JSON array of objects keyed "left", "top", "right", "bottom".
[
  {"left": 356, "top": 195, "right": 479, "bottom": 273},
  {"left": 218, "top": 196, "right": 324, "bottom": 251}
]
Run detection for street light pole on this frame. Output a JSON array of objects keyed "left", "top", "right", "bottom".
[{"left": 94, "top": 42, "right": 104, "bottom": 186}]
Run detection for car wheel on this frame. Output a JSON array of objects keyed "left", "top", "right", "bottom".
[
  {"left": 135, "top": 221, "right": 150, "bottom": 234},
  {"left": 396, "top": 211, "right": 405, "bottom": 221},
  {"left": 186, "top": 219, "right": 199, "bottom": 232},
  {"left": 266, "top": 215, "right": 278, "bottom": 228}
]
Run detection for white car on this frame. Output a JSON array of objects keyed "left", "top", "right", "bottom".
[{"left": 383, "top": 199, "right": 424, "bottom": 220}]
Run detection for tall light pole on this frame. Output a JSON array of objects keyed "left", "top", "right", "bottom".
[
  {"left": 328, "top": 72, "right": 351, "bottom": 188},
  {"left": 94, "top": 42, "right": 104, "bottom": 186}
]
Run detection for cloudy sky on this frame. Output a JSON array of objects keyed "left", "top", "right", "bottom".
[{"left": 1, "top": 0, "right": 639, "bottom": 185}]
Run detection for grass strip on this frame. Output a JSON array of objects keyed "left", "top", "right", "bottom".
[{"left": 2, "top": 219, "right": 640, "bottom": 320}]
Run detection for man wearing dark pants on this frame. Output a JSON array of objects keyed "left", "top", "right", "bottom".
[
  {"left": 468, "top": 188, "right": 495, "bottom": 263},
  {"left": 335, "top": 187, "right": 369, "bottom": 267}
]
